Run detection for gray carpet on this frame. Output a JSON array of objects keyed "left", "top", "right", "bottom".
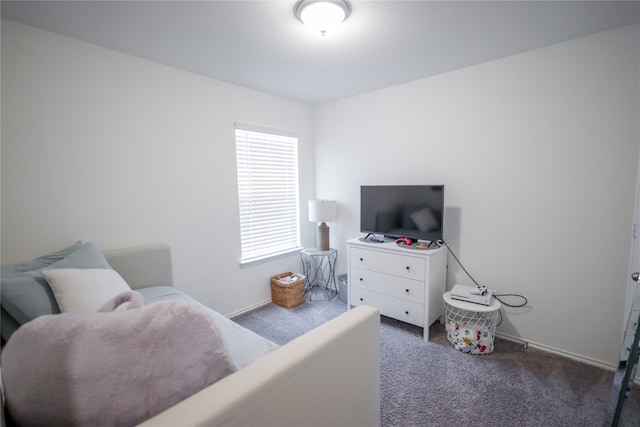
[{"left": 234, "top": 296, "right": 640, "bottom": 426}]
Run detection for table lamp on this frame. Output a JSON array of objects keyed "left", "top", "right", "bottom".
[{"left": 308, "top": 200, "right": 338, "bottom": 251}]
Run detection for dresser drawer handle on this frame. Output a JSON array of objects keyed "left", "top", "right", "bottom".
[
  {"left": 360, "top": 297, "right": 364, "bottom": 302},
  {"left": 405, "top": 310, "right": 409, "bottom": 315},
  {"left": 360, "top": 277, "right": 364, "bottom": 282},
  {"left": 406, "top": 266, "right": 410, "bottom": 271},
  {"left": 405, "top": 289, "right": 410, "bottom": 293},
  {"left": 360, "top": 257, "right": 364, "bottom": 262}
]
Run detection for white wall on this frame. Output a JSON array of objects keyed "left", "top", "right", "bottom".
[
  {"left": 1, "top": 20, "right": 315, "bottom": 316},
  {"left": 315, "top": 24, "right": 640, "bottom": 366},
  {"left": 3, "top": 17, "right": 639, "bottom": 367}
]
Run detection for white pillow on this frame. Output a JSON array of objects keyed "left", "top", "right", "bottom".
[{"left": 41, "top": 268, "right": 131, "bottom": 313}]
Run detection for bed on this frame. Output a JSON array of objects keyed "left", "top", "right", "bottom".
[{"left": 1, "top": 242, "right": 380, "bottom": 427}]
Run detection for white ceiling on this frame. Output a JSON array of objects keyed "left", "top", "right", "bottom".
[{"left": 2, "top": 0, "right": 639, "bottom": 105}]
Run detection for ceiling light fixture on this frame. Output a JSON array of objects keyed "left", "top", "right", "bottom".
[{"left": 294, "top": 0, "right": 352, "bottom": 36}]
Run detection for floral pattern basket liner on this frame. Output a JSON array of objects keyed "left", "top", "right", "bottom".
[{"left": 445, "top": 319, "right": 494, "bottom": 355}]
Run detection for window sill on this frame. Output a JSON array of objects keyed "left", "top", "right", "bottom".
[{"left": 239, "top": 247, "right": 303, "bottom": 269}]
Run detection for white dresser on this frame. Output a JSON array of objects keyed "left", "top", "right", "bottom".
[{"left": 347, "top": 237, "right": 447, "bottom": 341}]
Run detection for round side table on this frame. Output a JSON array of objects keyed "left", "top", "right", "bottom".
[{"left": 442, "top": 291, "right": 502, "bottom": 355}]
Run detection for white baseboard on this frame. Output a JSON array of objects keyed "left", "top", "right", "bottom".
[
  {"left": 227, "top": 298, "right": 272, "bottom": 319},
  {"left": 495, "top": 331, "right": 616, "bottom": 371},
  {"left": 496, "top": 332, "right": 640, "bottom": 385}
]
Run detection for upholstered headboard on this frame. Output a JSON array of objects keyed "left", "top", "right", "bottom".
[{"left": 104, "top": 244, "right": 173, "bottom": 290}]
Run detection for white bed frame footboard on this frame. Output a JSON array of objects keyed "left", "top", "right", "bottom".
[
  {"left": 140, "top": 305, "right": 381, "bottom": 427},
  {"left": 1, "top": 244, "right": 381, "bottom": 427},
  {"left": 107, "top": 243, "right": 381, "bottom": 426}
]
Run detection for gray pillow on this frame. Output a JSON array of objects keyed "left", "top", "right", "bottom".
[
  {"left": 1, "top": 308, "right": 21, "bottom": 344},
  {"left": 1, "top": 241, "right": 83, "bottom": 277},
  {"left": 1, "top": 242, "right": 112, "bottom": 327}
]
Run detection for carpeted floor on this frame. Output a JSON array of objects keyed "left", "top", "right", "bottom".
[{"left": 233, "top": 295, "right": 640, "bottom": 427}]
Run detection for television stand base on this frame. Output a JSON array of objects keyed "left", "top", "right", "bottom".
[{"left": 360, "top": 233, "right": 388, "bottom": 243}]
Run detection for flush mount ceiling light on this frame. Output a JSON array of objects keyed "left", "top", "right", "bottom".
[{"left": 294, "top": 0, "right": 352, "bottom": 36}]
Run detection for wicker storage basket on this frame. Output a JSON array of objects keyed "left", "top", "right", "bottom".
[{"left": 270, "top": 272, "right": 306, "bottom": 308}]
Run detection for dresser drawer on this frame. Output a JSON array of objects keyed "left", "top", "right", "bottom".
[
  {"left": 350, "top": 287, "right": 424, "bottom": 327},
  {"left": 350, "top": 247, "right": 426, "bottom": 281},
  {"left": 350, "top": 267, "right": 424, "bottom": 304}
]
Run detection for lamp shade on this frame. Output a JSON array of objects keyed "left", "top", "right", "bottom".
[{"left": 308, "top": 200, "right": 338, "bottom": 223}]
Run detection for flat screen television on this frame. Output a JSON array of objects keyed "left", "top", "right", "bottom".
[{"left": 360, "top": 185, "right": 444, "bottom": 242}]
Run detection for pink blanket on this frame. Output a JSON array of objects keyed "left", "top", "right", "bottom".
[{"left": 2, "top": 292, "right": 237, "bottom": 427}]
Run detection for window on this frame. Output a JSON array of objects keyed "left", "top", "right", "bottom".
[{"left": 234, "top": 123, "right": 301, "bottom": 265}]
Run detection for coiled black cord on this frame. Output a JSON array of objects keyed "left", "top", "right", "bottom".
[{"left": 440, "top": 240, "right": 528, "bottom": 326}]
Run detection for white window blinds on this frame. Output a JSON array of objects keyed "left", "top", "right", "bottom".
[{"left": 235, "top": 123, "right": 301, "bottom": 264}]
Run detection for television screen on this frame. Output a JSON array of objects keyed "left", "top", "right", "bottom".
[{"left": 360, "top": 185, "right": 444, "bottom": 241}]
